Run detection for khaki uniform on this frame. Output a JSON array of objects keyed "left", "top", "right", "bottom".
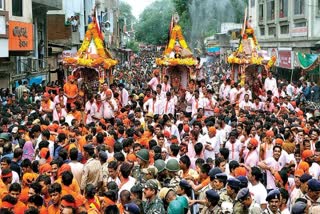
[
  {"left": 143, "top": 196, "right": 165, "bottom": 214},
  {"left": 262, "top": 207, "right": 281, "bottom": 214},
  {"left": 167, "top": 175, "right": 181, "bottom": 192},
  {"left": 233, "top": 201, "right": 244, "bottom": 214},
  {"left": 132, "top": 165, "right": 147, "bottom": 185},
  {"left": 198, "top": 184, "right": 212, "bottom": 211},
  {"left": 200, "top": 205, "right": 221, "bottom": 214},
  {"left": 218, "top": 189, "right": 233, "bottom": 206}
]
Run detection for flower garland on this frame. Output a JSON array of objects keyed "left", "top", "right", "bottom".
[
  {"left": 164, "top": 24, "right": 190, "bottom": 55},
  {"left": 156, "top": 57, "right": 197, "bottom": 66},
  {"left": 63, "top": 21, "right": 117, "bottom": 69}
]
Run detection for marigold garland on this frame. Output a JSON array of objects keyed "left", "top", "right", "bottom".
[
  {"left": 156, "top": 57, "right": 197, "bottom": 66},
  {"left": 63, "top": 21, "right": 117, "bottom": 69}
]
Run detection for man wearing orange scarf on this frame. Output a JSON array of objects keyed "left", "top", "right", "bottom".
[
  {"left": 48, "top": 183, "right": 62, "bottom": 214},
  {"left": 40, "top": 92, "right": 55, "bottom": 118},
  {"left": 63, "top": 75, "right": 78, "bottom": 110}
]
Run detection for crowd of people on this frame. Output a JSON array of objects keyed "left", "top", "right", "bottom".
[{"left": 0, "top": 52, "right": 320, "bottom": 214}]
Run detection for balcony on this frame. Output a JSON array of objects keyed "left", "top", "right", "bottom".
[{"left": 32, "top": 0, "right": 62, "bottom": 11}]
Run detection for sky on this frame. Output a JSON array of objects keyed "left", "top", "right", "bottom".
[{"left": 123, "top": 0, "right": 157, "bottom": 18}]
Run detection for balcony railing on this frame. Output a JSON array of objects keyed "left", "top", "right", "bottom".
[{"left": 16, "top": 58, "right": 49, "bottom": 75}]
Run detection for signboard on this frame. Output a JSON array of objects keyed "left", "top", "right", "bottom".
[
  {"left": 291, "top": 27, "right": 307, "bottom": 37},
  {"left": 8, "top": 21, "right": 33, "bottom": 51},
  {"left": 207, "top": 47, "right": 220, "bottom": 55},
  {"left": 278, "top": 50, "right": 292, "bottom": 69}
]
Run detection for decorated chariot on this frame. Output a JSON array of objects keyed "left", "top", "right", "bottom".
[
  {"left": 156, "top": 13, "right": 198, "bottom": 90},
  {"left": 227, "top": 15, "right": 276, "bottom": 98},
  {"left": 62, "top": 12, "right": 117, "bottom": 102}
]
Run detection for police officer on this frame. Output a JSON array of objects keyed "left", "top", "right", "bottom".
[
  {"left": 143, "top": 179, "right": 165, "bottom": 214},
  {"left": 291, "top": 200, "right": 308, "bottom": 214},
  {"left": 236, "top": 188, "right": 261, "bottom": 214},
  {"left": 224, "top": 178, "right": 242, "bottom": 213},
  {"left": 212, "top": 173, "right": 228, "bottom": 206},
  {"left": 263, "top": 189, "right": 281, "bottom": 214},
  {"left": 132, "top": 149, "right": 150, "bottom": 185},
  {"left": 305, "top": 179, "right": 320, "bottom": 207},
  {"left": 154, "top": 159, "right": 167, "bottom": 187},
  {"left": 201, "top": 189, "right": 221, "bottom": 214},
  {"left": 165, "top": 159, "right": 181, "bottom": 191}
]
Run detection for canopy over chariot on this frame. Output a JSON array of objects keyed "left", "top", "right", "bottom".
[
  {"left": 62, "top": 9, "right": 117, "bottom": 102},
  {"left": 227, "top": 11, "right": 276, "bottom": 98},
  {"left": 156, "top": 13, "right": 198, "bottom": 90}
]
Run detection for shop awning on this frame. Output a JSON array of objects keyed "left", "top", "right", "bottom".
[{"left": 297, "top": 52, "right": 320, "bottom": 72}]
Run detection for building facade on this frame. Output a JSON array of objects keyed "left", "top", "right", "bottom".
[
  {"left": 0, "top": 0, "right": 62, "bottom": 88},
  {"left": 248, "top": 0, "right": 320, "bottom": 73}
]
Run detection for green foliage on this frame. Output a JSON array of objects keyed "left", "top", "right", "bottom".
[
  {"left": 126, "top": 41, "right": 139, "bottom": 53},
  {"left": 119, "top": 1, "right": 137, "bottom": 31},
  {"left": 135, "top": 0, "right": 174, "bottom": 45}
]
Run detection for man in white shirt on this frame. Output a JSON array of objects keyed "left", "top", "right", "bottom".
[
  {"left": 68, "top": 148, "right": 83, "bottom": 186},
  {"left": 161, "top": 75, "right": 171, "bottom": 93},
  {"left": 200, "top": 126, "right": 219, "bottom": 161},
  {"left": 225, "top": 131, "right": 242, "bottom": 162},
  {"left": 264, "top": 72, "right": 278, "bottom": 97},
  {"left": 163, "top": 92, "right": 175, "bottom": 115},
  {"left": 229, "top": 83, "right": 241, "bottom": 105},
  {"left": 85, "top": 94, "right": 95, "bottom": 124},
  {"left": 103, "top": 89, "right": 118, "bottom": 121},
  {"left": 91, "top": 94, "right": 104, "bottom": 123},
  {"left": 143, "top": 91, "right": 162, "bottom": 114},
  {"left": 258, "top": 145, "right": 283, "bottom": 190},
  {"left": 118, "top": 83, "right": 129, "bottom": 107},
  {"left": 53, "top": 88, "right": 67, "bottom": 108},
  {"left": 156, "top": 84, "right": 166, "bottom": 101},
  {"left": 248, "top": 166, "right": 268, "bottom": 208},
  {"left": 239, "top": 94, "right": 253, "bottom": 111},
  {"left": 148, "top": 69, "right": 160, "bottom": 91},
  {"left": 239, "top": 84, "right": 252, "bottom": 102}
]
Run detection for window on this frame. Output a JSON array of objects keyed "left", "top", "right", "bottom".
[
  {"left": 268, "top": 26, "right": 276, "bottom": 36},
  {"left": 294, "top": 0, "right": 304, "bottom": 15},
  {"left": 251, "top": 0, "right": 255, "bottom": 7},
  {"left": 267, "top": 0, "right": 275, "bottom": 20},
  {"left": 280, "top": 25, "right": 289, "bottom": 34},
  {"left": 279, "top": 0, "right": 288, "bottom": 18},
  {"left": 259, "top": 4, "right": 264, "bottom": 21},
  {"left": 294, "top": 22, "right": 306, "bottom": 27},
  {"left": 260, "top": 27, "right": 265, "bottom": 36},
  {"left": 0, "top": 0, "right": 4, "bottom": 10},
  {"left": 12, "top": 0, "right": 23, "bottom": 16}
]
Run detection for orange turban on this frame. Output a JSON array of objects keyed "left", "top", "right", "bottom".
[
  {"left": 302, "top": 150, "right": 313, "bottom": 161},
  {"left": 153, "top": 69, "right": 160, "bottom": 75},
  {"left": 22, "top": 173, "right": 38, "bottom": 185},
  {"left": 183, "top": 125, "right": 190, "bottom": 133},
  {"left": 58, "top": 164, "right": 71, "bottom": 177},
  {"left": 275, "top": 138, "right": 284, "bottom": 146},
  {"left": 164, "top": 131, "right": 171, "bottom": 138},
  {"left": 127, "top": 153, "right": 137, "bottom": 162},
  {"left": 249, "top": 138, "right": 258, "bottom": 147},
  {"left": 39, "top": 163, "right": 52, "bottom": 174},
  {"left": 298, "top": 161, "right": 310, "bottom": 173},
  {"left": 208, "top": 127, "right": 216, "bottom": 135},
  {"left": 234, "top": 167, "right": 247, "bottom": 177},
  {"left": 294, "top": 169, "right": 304, "bottom": 177},
  {"left": 266, "top": 130, "right": 274, "bottom": 137},
  {"left": 106, "top": 89, "right": 113, "bottom": 96},
  {"left": 104, "top": 136, "right": 115, "bottom": 147},
  {"left": 214, "top": 107, "right": 220, "bottom": 113}
]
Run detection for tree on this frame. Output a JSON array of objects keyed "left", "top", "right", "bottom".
[
  {"left": 135, "top": 0, "right": 174, "bottom": 45},
  {"left": 119, "top": 1, "right": 137, "bottom": 33}
]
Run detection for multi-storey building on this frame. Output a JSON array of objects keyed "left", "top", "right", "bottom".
[
  {"left": 0, "top": 0, "right": 62, "bottom": 88},
  {"left": 248, "top": 0, "right": 320, "bottom": 74}
]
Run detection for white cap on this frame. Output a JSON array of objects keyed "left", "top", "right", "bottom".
[{"left": 11, "top": 127, "right": 18, "bottom": 133}]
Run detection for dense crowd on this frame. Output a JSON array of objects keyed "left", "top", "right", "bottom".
[{"left": 0, "top": 52, "right": 320, "bottom": 214}]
